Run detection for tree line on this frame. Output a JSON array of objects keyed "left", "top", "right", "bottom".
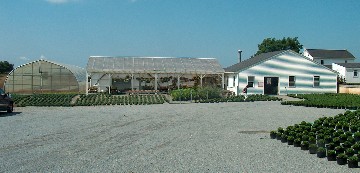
[{"left": 0, "top": 61, "right": 14, "bottom": 73}]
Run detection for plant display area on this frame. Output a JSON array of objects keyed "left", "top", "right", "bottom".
[
  {"left": 271, "top": 110, "right": 360, "bottom": 168},
  {"left": 73, "top": 94, "right": 167, "bottom": 106},
  {"left": 282, "top": 94, "right": 360, "bottom": 109},
  {"left": 12, "top": 94, "right": 167, "bottom": 107}
]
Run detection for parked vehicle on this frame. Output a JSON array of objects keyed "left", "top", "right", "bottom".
[{"left": 0, "top": 88, "right": 13, "bottom": 113}]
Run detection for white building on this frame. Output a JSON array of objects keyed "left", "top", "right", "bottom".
[
  {"left": 224, "top": 50, "right": 338, "bottom": 95},
  {"left": 332, "top": 63, "right": 360, "bottom": 84},
  {"left": 303, "top": 48, "right": 355, "bottom": 66}
]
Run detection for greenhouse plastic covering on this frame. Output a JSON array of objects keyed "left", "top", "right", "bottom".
[{"left": 87, "top": 56, "right": 225, "bottom": 74}]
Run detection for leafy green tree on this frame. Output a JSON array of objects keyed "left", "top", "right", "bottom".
[
  {"left": 0, "top": 61, "right": 14, "bottom": 73},
  {"left": 255, "top": 37, "right": 303, "bottom": 56}
]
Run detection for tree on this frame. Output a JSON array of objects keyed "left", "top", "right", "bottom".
[
  {"left": 0, "top": 61, "right": 14, "bottom": 73},
  {"left": 255, "top": 37, "right": 303, "bottom": 56}
]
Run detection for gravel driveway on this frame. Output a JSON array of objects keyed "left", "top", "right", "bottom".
[{"left": 0, "top": 101, "right": 356, "bottom": 172}]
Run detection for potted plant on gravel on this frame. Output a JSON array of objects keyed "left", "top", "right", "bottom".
[
  {"left": 326, "top": 142, "right": 336, "bottom": 151},
  {"left": 317, "top": 147, "right": 326, "bottom": 158},
  {"left": 337, "top": 153, "right": 348, "bottom": 165},
  {"left": 346, "top": 148, "right": 355, "bottom": 157},
  {"left": 270, "top": 131, "right": 277, "bottom": 139},
  {"left": 350, "top": 125, "right": 358, "bottom": 133},
  {"left": 276, "top": 132, "right": 282, "bottom": 140},
  {"left": 333, "top": 137, "right": 341, "bottom": 146},
  {"left": 352, "top": 142, "right": 360, "bottom": 154},
  {"left": 281, "top": 134, "right": 287, "bottom": 143},
  {"left": 309, "top": 136, "right": 316, "bottom": 144},
  {"left": 309, "top": 144, "right": 317, "bottom": 154},
  {"left": 327, "top": 150, "right": 337, "bottom": 161},
  {"left": 340, "top": 134, "right": 347, "bottom": 143},
  {"left": 348, "top": 156, "right": 358, "bottom": 168},
  {"left": 335, "top": 145, "right": 345, "bottom": 155},
  {"left": 354, "top": 132, "right": 360, "bottom": 142},
  {"left": 301, "top": 141, "right": 310, "bottom": 150},
  {"left": 324, "top": 135, "right": 332, "bottom": 144},
  {"left": 287, "top": 136, "right": 294, "bottom": 145},
  {"left": 294, "top": 138, "right": 301, "bottom": 147},
  {"left": 317, "top": 139, "right": 325, "bottom": 148}
]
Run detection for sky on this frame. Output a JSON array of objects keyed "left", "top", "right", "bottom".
[{"left": 1, "top": 0, "right": 360, "bottom": 68}]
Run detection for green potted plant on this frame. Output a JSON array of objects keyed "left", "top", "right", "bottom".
[
  {"left": 339, "top": 134, "right": 347, "bottom": 143},
  {"left": 294, "top": 138, "right": 301, "bottom": 147},
  {"left": 343, "top": 123, "right": 350, "bottom": 132},
  {"left": 324, "top": 135, "right": 332, "bottom": 144},
  {"left": 327, "top": 150, "right": 336, "bottom": 161},
  {"left": 270, "top": 131, "right": 277, "bottom": 139},
  {"left": 317, "top": 147, "right": 326, "bottom": 158},
  {"left": 276, "top": 132, "right": 282, "bottom": 140},
  {"left": 343, "top": 141, "right": 353, "bottom": 149},
  {"left": 337, "top": 153, "right": 348, "bottom": 165},
  {"left": 352, "top": 142, "right": 360, "bottom": 154},
  {"left": 335, "top": 145, "right": 345, "bottom": 155},
  {"left": 317, "top": 139, "right": 325, "bottom": 148},
  {"left": 348, "top": 156, "right": 359, "bottom": 168},
  {"left": 326, "top": 142, "right": 336, "bottom": 151},
  {"left": 309, "top": 144, "right": 317, "bottom": 154},
  {"left": 301, "top": 141, "right": 310, "bottom": 150},
  {"left": 354, "top": 132, "right": 360, "bottom": 142},
  {"left": 346, "top": 148, "right": 355, "bottom": 157},
  {"left": 347, "top": 136, "right": 356, "bottom": 145},
  {"left": 281, "top": 134, "right": 287, "bottom": 143},
  {"left": 333, "top": 137, "right": 341, "bottom": 146},
  {"left": 287, "top": 136, "right": 295, "bottom": 145},
  {"left": 302, "top": 135, "right": 309, "bottom": 142},
  {"left": 309, "top": 136, "right": 316, "bottom": 144}
]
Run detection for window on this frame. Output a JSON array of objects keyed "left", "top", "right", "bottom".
[
  {"left": 248, "top": 76, "right": 254, "bottom": 87},
  {"left": 354, "top": 70, "right": 358, "bottom": 78},
  {"left": 289, "top": 76, "right": 296, "bottom": 87},
  {"left": 314, "top": 76, "right": 320, "bottom": 87},
  {"left": 320, "top": 60, "right": 324, "bottom": 65}
]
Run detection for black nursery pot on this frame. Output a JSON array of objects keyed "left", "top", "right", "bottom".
[
  {"left": 317, "top": 151, "right": 326, "bottom": 158},
  {"left": 337, "top": 158, "right": 347, "bottom": 165},
  {"left": 294, "top": 142, "right": 301, "bottom": 147},
  {"left": 348, "top": 161, "right": 358, "bottom": 168},
  {"left": 327, "top": 155, "right": 337, "bottom": 161}
]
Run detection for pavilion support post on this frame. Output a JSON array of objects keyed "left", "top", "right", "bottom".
[
  {"left": 86, "top": 72, "right": 89, "bottom": 95},
  {"left": 177, "top": 75, "right": 180, "bottom": 90},
  {"left": 108, "top": 73, "right": 112, "bottom": 94},
  {"left": 154, "top": 73, "right": 158, "bottom": 92},
  {"left": 131, "top": 73, "right": 134, "bottom": 91},
  {"left": 221, "top": 73, "right": 225, "bottom": 90},
  {"left": 199, "top": 74, "right": 206, "bottom": 88}
]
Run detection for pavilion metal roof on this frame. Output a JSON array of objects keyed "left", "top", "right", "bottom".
[{"left": 87, "top": 56, "right": 225, "bottom": 74}]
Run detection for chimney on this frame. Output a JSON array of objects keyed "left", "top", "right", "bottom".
[{"left": 238, "top": 49, "right": 242, "bottom": 63}]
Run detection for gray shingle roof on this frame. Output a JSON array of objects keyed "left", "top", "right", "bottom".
[
  {"left": 224, "top": 50, "right": 285, "bottom": 72},
  {"left": 306, "top": 49, "right": 355, "bottom": 59},
  {"left": 335, "top": 63, "right": 360, "bottom": 68}
]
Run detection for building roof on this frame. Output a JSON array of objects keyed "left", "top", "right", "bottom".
[
  {"left": 224, "top": 50, "right": 285, "bottom": 72},
  {"left": 306, "top": 49, "right": 355, "bottom": 59},
  {"left": 14, "top": 59, "right": 86, "bottom": 82},
  {"left": 335, "top": 63, "right": 360, "bottom": 68},
  {"left": 87, "top": 56, "right": 225, "bottom": 74}
]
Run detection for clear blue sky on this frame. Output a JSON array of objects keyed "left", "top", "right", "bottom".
[{"left": 1, "top": 0, "right": 359, "bottom": 68}]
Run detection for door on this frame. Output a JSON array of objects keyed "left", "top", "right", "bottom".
[{"left": 264, "top": 77, "right": 279, "bottom": 95}]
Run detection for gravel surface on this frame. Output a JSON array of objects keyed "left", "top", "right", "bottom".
[{"left": 0, "top": 101, "right": 357, "bottom": 172}]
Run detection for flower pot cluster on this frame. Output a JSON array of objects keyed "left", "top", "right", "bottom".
[
  {"left": 270, "top": 110, "right": 360, "bottom": 168},
  {"left": 74, "top": 94, "right": 166, "bottom": 106},
  {"left": 281, "top": 93, "right": 360, "bottom": 110},
  {"left": 13, "top": 94, "right": 77, "bottom": 107},
  {"left": 199, "top": 94, "right": 282, "bottom": 103}
]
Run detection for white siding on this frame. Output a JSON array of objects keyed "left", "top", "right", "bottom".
[{"left": 232, "top": 52, "right": 337, "bottom": 95}]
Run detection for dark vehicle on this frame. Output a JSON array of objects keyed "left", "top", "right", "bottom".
[{"left": 0, "top": 88, "right": 13, "bottom": 113}]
